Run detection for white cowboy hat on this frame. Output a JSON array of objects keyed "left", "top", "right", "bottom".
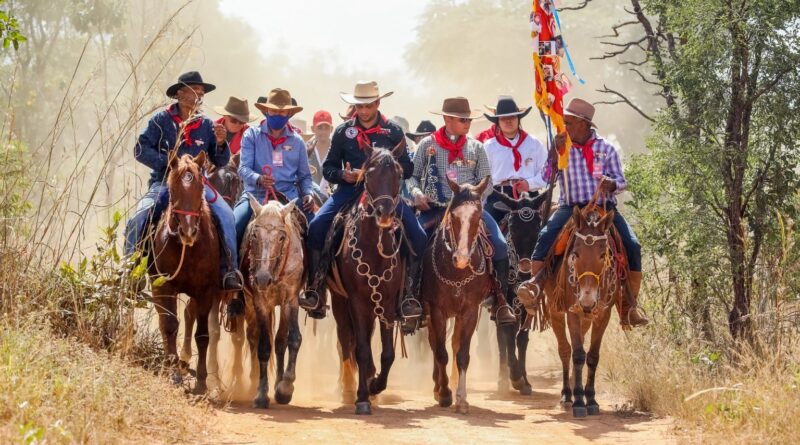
[{"left": 339, "top": 80, "right": 394, "bottom": 105}]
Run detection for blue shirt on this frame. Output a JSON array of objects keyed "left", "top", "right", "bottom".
[
  {"left": 134, "top": 104, "right": 230, "bottom": 186},
  {"left": 239, "top": 121, "right": 313, "bottom": 202}
]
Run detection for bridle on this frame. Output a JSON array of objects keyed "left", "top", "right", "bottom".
[{"left": 248, "top": 221, "right": 290, "bottom": 283}]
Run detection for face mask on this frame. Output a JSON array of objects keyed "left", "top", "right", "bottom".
[{"left": 266, "top": 114, "right": 289, "bottom": 130}]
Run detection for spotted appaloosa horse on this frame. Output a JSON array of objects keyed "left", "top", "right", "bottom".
[
  {"left": 151, "top": 151, "right": 222, "bottom": 394},
  {"left": 327, "top": 145, "right": 408, "bottom": 415},
  {"left": 490, "top": 190, "right": 550, "bottom": 396},
  {"left": 230, "top": 197, "right": 306, "bottom": 408},
  {"left": 518, "top": 205, "right": 621, "bottom": 417},
  {"left": 422, "top": 176, "right": 493, "bottom": 414}
]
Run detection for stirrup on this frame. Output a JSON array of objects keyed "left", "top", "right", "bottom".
[
  {"left": 495, "top": 304, "right": 516, "bottom": 326},
  {"left": 299, "top": 289, "right": 321, "bottom": 310},
  {"left": 400, "top": 298, "right": 423, "bottom": 319},
  {"left": 222, "top": 270, "right": 244, "bottom": 291}
]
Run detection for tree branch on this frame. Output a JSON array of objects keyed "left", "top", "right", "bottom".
[
  {"left": 559, "top": 0, "right": 595, "bottom": 11},
  {"left": 599, "top": 20, "right": 639, "bottom": 38},
  {"left": 595, "top": 85, "right": 655, "bottom": 122}
]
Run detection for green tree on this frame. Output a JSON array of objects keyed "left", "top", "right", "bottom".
[{"left": 0, "top": 0, "right": 25, "bottom": 50}]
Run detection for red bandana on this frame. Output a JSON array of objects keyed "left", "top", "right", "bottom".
[
  {"left": 476, "top": 124, "right": 497, "bottom": 143},
  {"left": 355, "top": 118, "right": 388, "bottom": 151},
  {"left": 573, "top": 136, "right": 597, "bottom": 174},
  {"left": 267, "top": 134, "right": 287, "bottom": 149},
  {"left": 169, "top": 104, "right": 202, "bottom": 147},
  {"left": 432, "top": 127, "right": 467, "bottom": 164},
  {"left": 495, "top": 128, "right": 528, "bottom": 171}
]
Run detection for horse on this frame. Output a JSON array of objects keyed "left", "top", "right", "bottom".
[
  {"left": 518, "top": 204, "right": 621, "bottom": 418},
  {"left": 229, "top": 196, "right": 306, "bottom": 408},
  {"left": 206, "top": 152, "right": 242, "bottom": 208},
  {"left": 327, "top": 145, "right": 407, "bottom": 415},
  {"left": 151, "top": 151, "right": 222, "bottom": 394},
  {"left": 490, "top": 189, "right": 549, "bottom": 396},
  {"left": 422, "top": 176, "right": 493, "bottom": 414}
]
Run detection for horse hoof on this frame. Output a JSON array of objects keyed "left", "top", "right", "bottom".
[
  {"left": 511, "top": 377, "right": 525, "bottom": 391},
  {"left": 455, "top": 402, "right": 469, "bottom": 414},
  {"left": 439, "top": 394, "right": 453, "bottom": 408},
  {"left": 253, "top": 396, "right": 270, "bottom": 409},
  {"left": 572, "top": 406, "right": 588, "bottom": 418},
  {"left": 520, "top": 384, "right": 533, "bottom": 396},
  {"left": 274, "top": 381, "right": 294, "bottom": 405},
  {"left": 192, "top": 382, "right": 208, "bottom": 395},
  {"left": 560, "top": 396, "right": 573, "bottom": 408},
  {"left": 355, "top": 402, "right": 372, "bottom": 415},
  {"left": 587, "top": 404, "right": 600, "bottom": 416},
  {"left": 367, "top": 377, "right": 383, "bottom": 395}
]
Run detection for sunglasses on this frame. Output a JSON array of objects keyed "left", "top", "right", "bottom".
[{"left": 457, "top": 117, "right": 473, "bottom": 124}]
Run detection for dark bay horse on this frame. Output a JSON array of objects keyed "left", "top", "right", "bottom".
[
  {"left": 328, "top": 145, "right": 407, "bottom": 415},
  {"left": 151, "top": 151, "right": 222, "bottom": 394},
  {"left": 206, "top": 152, "right": 242, "bottom": 208},
  {"left": 518, "top": 205, "right": 620, "bottom": 417},
  {"left": 422, "top": 176, "right": 492, "bottom": 414},
  {"left": 490, "top": 190, "right": 549, "bottom": 396},
  {"left": 232, "top": 197, "right": 306, "bottom": 408}
]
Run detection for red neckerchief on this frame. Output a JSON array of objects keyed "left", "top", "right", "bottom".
[
  {"left": 573, "top": 136, "right": 597, "bottom": 174},
  {"left": 169, "top": 104, "right": 202, "bottom": 147},
  {"left": 267, "top": 131, "right": 287, "bottom": 149},
  {"left": 432, "top": 127, "right": 466, "bottom": 164},
  {"left": 476, "top": 125, "right": 497, "bottom": 143},
  {"left": 215, "top": 117, "right": 247, "bottom": 154},
  {"left": 354, "top": 115, "right": 389, "bottom": 151},
  {"left": 495, "top": 128, "right": 528, "bottom": 171}
]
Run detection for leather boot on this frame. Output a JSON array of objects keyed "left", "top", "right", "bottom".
[
  {"left": 399, "top": 256, "right": 424, "bottom": 334},
  {"left": 515, "top": 260, "right": 545, "bottom": 310},
  {"left": 298, "top": 248, "right": 328, "bottom": 319},
  {"left": 621, "top": 271, "right": 648, "bottom": 327},
  {"left": 492, "top": 258, "right": 517, "bottom": 326}
]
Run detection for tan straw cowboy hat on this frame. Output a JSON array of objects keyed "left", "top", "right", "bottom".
[
  {"left": 213, "top": 96, "right": 257, "bottom": 123},
  {"left": 340, "top": 80, "right": 394, "bottom": 104},
  {"left": 563, "top": 98, "right": 598, "bottom": 128},
  {"left": 431, "top": 97, "right": 483, "bottom": 119},
  {"left": 254, "top": 88, "right": 303, "bottom": 114}
]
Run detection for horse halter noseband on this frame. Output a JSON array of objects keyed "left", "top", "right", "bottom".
[
  {"left": 361, "top": 156, "right": 401, "bottom": 219},
  {"left": 248, "top": 222, "right": 290, "bottom": 278}
]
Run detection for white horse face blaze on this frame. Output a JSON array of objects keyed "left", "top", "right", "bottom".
[{"left": 452, "top": 204, "right": 478, "bottom": 269}]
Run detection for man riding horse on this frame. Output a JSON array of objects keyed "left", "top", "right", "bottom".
[
  {"left": 298, "top": 81, "right": 428, "bottom": 325},
  {"left": 516, "top": 98, "right": 648, "bottom": 327},
  {"left": 124, "top": 71, "right": 243, "bottom": 291},
  {"left": 408, "top": 96, "right": 516, "bottom": 326}
]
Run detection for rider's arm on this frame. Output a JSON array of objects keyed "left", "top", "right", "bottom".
[
  {"left": 296, "top": 138, "right": 314, "bottom": 197},
  {"left": 206, "top": 121, "right": 231, "bottom": 169},
  {"left": 523, "top": 137, "right": 549, "bottom": 190},
  {"left": 133, "top": 115, "right": 169, "bottom": 171},
  {"left": 407, "top": 137, "right": 428, "bottom": 196},
  {"left": 474, "top": 141, "right": 493, "bottom": 200},
  {"left": 238, "top": 128, "right": 262, "bottom": 190},
  {"left": 603, "top": 144, "right": 627, "bottom": 194},
  {"left": 322, "top": 127, "right": 346, "bottom": 185}
]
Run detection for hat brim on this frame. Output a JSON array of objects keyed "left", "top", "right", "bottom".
[
  {"left": 406, "top": 131, "right": 433, "bottom": 138},
  {"left": 213, "top": 106, "right": 258, "bottom": 123},
  {"left": 430, "top": 110, "right": 484, "bottom": 120},
  {"left": 484, "top": 106, "right": 533, "bottom": 124},
  {"left": 563, "top": 109, "right": 597, "bottom": 128},
  {"left": 339, "top": 91, "right": 393, "bottom": 104},
  {"left": 166, "top": 81, "right": 216, "bottom": 98},
  {"left": 254, "top": 102, "right": 304, "bottom": 114}
]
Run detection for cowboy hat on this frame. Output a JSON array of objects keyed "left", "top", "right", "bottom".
[
  {"left": 563, "top": 98, "right": 597, "bottom": 128},
  {"left": 166, "top": 71, "right": 216, "bottom": 98},
  {"left": 406, "top": 120, "right": 436, "bottom": 138},
  {"left": 484, "top": 96, "right": 532, "bottom": 123},
  {"left": 213, "top": 96, "right": 257, "bottom": 123},
  {"left": 254, "top": 88, "right": 303, "bottom": 114},
  {"left": 431, "top": 97, "right": 483, "bottom": 120},
  {"left": 340, "top": 80, "right": 394, "bottom": 104}
]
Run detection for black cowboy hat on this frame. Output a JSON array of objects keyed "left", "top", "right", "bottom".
[
  {"left": 406, "top": 120, "right": 436, "bottom": 138},
  {"left": 166, "top": 71, "right": 216, "bottom": 98},
  {"left": 483, "top": 96, "right": 532, "bottom": 124}
]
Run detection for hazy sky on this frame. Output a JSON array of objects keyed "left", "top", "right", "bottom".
[{"left": 218, "top": 0, "right": 431, "bottom": 74}]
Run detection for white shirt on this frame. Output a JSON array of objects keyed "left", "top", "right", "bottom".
[{"left": 484, "top": 132, "right": 549, "bottom": 190}]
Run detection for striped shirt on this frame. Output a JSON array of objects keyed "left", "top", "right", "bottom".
[
  {"left": 558, "top": 131, "right": 626, "bottom": 206},
  {"left": 408, "top": 135, "right": 492, "bottom": 203}
]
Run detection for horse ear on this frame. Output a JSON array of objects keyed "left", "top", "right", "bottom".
[
  {"left": 193, "top": 150, "right": 207, "bottom": 168},
  {"left": 475, "top": 175, "right": 490, "bottom": 196},
  {"left": 491, "top": 189, "right": 520, "bottom": 211},
  {"left": 391, "top": 138, "right": 407, "bottom": 158},
  {"left": 231, "top": 152, "right": 241, "bottom": 169},
  {"left": 363, "top": 144, "right": 374, "bottom": 159},
  {"left": 531, "top": 188, "right": 550, "bottom": 209},
  {"left": 248, "top": 193, "right": 262, "bottom": 215},
  {"left": 572, "top": 206, "right": 584, "bottom": 230},
  {"left": 447, "top": 175, "right": 460, "bottom": 194},
  {"left": 168, "top": 151, "right": 180, "bottom": 171},
  {"left": 282, "top": 199, "right": 297, "bottom": 218},
  {"left": 600, "top": 210, "right": 616, "bottom": 233}
]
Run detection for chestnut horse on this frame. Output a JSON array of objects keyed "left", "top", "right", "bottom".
[
  {"left": 328, "top": 145, "right": 407, "bottom": 415},
  {"left": 490, "top": 190, "right": 549, "bottom": 395},
  {"left": 519, "top": 205, "right": 620, "bottom": 417},
  {"left": 151, "top": 151, "right": 222, "bottom": 394},
  {"left": 423, "top": 176, "right": 493, "bottom": 414},
  {"left": 230, "top": 197, "right": 306, "bottom": 408}
]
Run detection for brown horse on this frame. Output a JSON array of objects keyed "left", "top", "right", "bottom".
[
  {"left": 328, "top": 145, "right": 407, "bottom": 415},
  {"left": 519, "top": 206, "right": 620, "bottom": 417},
  {"left": 490, "top": 190, "right": 549, "bottom": 395},
  {"left": 206, "top": 152, "right": 242, "bottom": 208},
  {"left": 229, "top": 197, "right": 306, "bottom": 408},
  {"left": 151, "top": 151, "right": 222, "bottom": 394},
  {"left": 423, "top": 176, "right": 492, "bottom": 414}
]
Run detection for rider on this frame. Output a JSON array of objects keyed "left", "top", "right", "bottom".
[
  {"left": 407, "top": 97, "right": 517, "bottom": 326},
  {"left": 124, "top": 71, "right": 243, "bottom": 291},
  {"left": 298, "top": 81, "right": 428, "bottom": 324},
  {"left": 482, "top": 96, "right": 549, "bottom": 222},
  {"left": 212, "top": 96, "right": 256, "bottom": 155},
  {"left": 516, "top": 98, "right": 648, "bottom": 327}
]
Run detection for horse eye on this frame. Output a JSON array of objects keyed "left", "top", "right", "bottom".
[{"left": 182, "top": 172, "right": 194, "bottom": 183}]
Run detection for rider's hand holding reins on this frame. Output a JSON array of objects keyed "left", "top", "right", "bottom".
[
  {"left": 413, "top": 189, "right": 430, "bottom": 211},
  {"left": 302, "top": 195, "right": 315, "bottom": 212},
  {"left": 342, "top": 162, "right": 362, "bottom": 184},
  {"left": 598, "top": 177, "right": 617, "bottom": 194},
  {"left": 259, "top": 174, "right": 275, "bottom": 188}
]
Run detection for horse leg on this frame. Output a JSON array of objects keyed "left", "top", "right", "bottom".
[
  {"left": 206, "top": 294, "right": 222, "bottom": 394},
  {"left": 567, "top": 312, "right": 588, "bottom": 417},
  {"left": 504, "top": 322, "right": 526, "bottom": 392},
  {"left": 332, "top": 299, "right": 356, "bottom": 405},
  {"left": 368, "top": 322, "right": 395, "bottom": 396},
  {"left": 193, "top": 297, "right": 213, "bottom": 395},
  {"left": 253, "top": 310, "right": 272, "bottom": 409},
  {"left": 246, "top": 314, "right": 259, "bottom": 397},
  {"left": 454, "top": 311, "right": 479, "bottom": 414},
  {"left": 551, "top": 314, "right": 573, "bottom": 406},
  {"left": 586, "top": 310, "right": 612, "bottom": 415},
  {"left": 428, "top": 307, "right": 451, "bottom": 407},
  {"left": 275, "top": 303, "right": 302, "bottom": 405},
  {"left": 180, "top": 298, "right": 196, "bottom": 376},
  {"left": 229, "top": 297, "right": 247, "bottom": 394},
  {"left": 273, "top": 304, "right": 289, "bottom": 394},
  {"left": 154, "top": 293, "right": 181, "bottom": 385},
  {"left": 516, "top": 328, "right": 533, "bottom": 395},
  {"left": 495, "top": 322, "right": 510, "bottom": 392},
  {"left": 353, "top": 311, "right": 376, "bottom": 415}
]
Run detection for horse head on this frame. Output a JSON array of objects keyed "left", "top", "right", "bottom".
[
  {"left": 444, "top": 175, "right": 489, "bottom": 269},
  {"left": 246, "top": 195, "right": 298, "bottom": 290},
  {"left": 491, "top": 189, "right": 550, "bottom": 273},
  {"left": 166, "top": 151, "right": 207, "bottom": 246},
  {"left": 206, "top": 153, "right": 242, "bottom": 207},
  {"left": 361, "top": 143, "right": 404, "bottom": 229},
  {"left": 569, "top": 206, "right": 615, "bottom": 313}
]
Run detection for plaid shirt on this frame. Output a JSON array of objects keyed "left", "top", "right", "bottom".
[
  {"left": 408, "top": 135, "right": 492, "bottom": 203},
  {"left": 558, "top": 131, "right": 626, "bottom": 206}
]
